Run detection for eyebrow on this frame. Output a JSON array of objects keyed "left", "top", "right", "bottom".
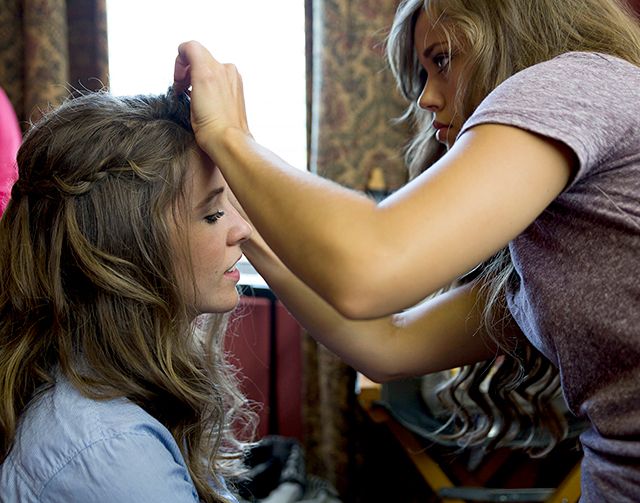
[
  {"left": 422, "top": 41, "right": 447, "bottom": 59},
  {"left": 195, "top": 187, "right": 224, "bottom": 211}
]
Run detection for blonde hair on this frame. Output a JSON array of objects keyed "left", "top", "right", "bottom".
[
  {"left": 386, "top": 0, "right": 640, "bottom": 454},
  {"left": 0, "top": 91, "right": 254, "bottom": 502}
]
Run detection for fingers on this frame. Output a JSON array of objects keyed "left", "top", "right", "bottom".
[
  {"left": 173, "top": 42, "right": 194, "bottom": 94},
  {"left": 173, "top": 55, "right": 190, "bottom": 94},
  {"left": 173, "top": 41, "right": 245, "bottom": 94},
  {"left": 173, "top": 41, "right": 216, "bottom": 94},
  {"left": 172, "top": 41, "right": 251, "bottom": 137}
]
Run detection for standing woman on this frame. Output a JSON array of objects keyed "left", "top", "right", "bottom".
[
  {"left": 0, "top": 91, "right": 253, "bottom": 502},
  {"left": 173, "top": 0, "right": 640, "bottom": 500}
]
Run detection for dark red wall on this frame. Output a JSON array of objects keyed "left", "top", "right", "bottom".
[{"left": 226, "top": 296, "right": 303, "bottom": 441}]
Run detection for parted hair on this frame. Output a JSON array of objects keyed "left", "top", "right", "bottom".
[
  {"left": 386, "top": 0, "right": 640, "bottom": 455},
  {"left": 0, "top": 91, "right": 252, "bottom": 502}
]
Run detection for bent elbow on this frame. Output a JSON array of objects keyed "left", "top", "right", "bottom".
[
  {"left": 325, "top": 275, "right": 390, "bottom": 320},
  {"left": 359, "top": 354, "right": 410, "bottom": 383},
  {"left": 360, "top": 368, "right": 407, "bottom": 384},
  {"left": 316, "top": 235, "right": 400, "bottom": 319},
  {"left": 331, "top": 293, "right": 378, "bottom": 320}
]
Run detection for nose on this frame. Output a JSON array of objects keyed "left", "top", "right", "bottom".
[
  {"left": 227, "top": 207, "right": 252, "bottom": 245},
  {"left": 417, "top": 79, "right": 444, "bottom": 113}
]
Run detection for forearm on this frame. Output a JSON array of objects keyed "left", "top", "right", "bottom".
[
  {"left": 241, "top": 233, "right": 500, "bottom": 382},
  {"left": 241, "top": 233, "right": 399, "bottom": 381}
]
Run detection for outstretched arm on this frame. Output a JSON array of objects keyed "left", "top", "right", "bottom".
[
  {"left": 174, "top": 41, "right": 574, "bottom": 319},
  {"left": 240, "top": 213, "right": 517, "bottom": 382}
]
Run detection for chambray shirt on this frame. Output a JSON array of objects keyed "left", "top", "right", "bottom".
[{"left": 0, "top": 376, "right": 238, "bottom": 503}]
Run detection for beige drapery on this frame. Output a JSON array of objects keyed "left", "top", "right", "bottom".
[{"left": 0, "top": 0, "right": 108, "bottom": 126}]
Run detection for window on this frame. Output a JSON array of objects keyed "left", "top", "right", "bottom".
[{"left": 106, "top": 0, "right": 307, "bottom": 171}]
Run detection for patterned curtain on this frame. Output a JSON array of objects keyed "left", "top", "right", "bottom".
[
  {"left": 303, "top": 0, "right": 409, "bottom": 498},
  {"left": 0, "top": 0, "right": 108, "bottom": 127}
]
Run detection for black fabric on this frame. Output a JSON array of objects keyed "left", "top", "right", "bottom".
[{"left": 236, "top": 436, "right": 306, "bottom": 500}]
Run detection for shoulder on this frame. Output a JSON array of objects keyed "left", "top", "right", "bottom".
[
  {"left": 531, "top": 50, "right": 635, "bottom": 70},
  {"left": 475, "top": 51, "right": 640, "bottom": 114},
  {"left": 0, "top": 378, "right": 199, "bottom": 503},
  {"left": 460, "top": 52, "right": 640, "bottom": 183},
  {"left": 509, "top": 51, "right": 637, "bottom": 80}
]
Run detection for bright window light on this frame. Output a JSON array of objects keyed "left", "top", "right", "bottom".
[{"left": 106, "top": 0, "right": 307, "bottom": 171}]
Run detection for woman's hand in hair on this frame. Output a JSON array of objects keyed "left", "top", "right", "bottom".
[{"left": 173, "top": 41, "right": 252, "bottom": 158}]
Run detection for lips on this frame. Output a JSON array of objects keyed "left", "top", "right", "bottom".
[
  {"left": 432, "top": 121, "right": 453, "bottom": 144},
  {"left": 224, "top": 257, "right": 242, "bottom": 283},
  {"left": 225, "top": 255, "right": 242, "bottom": 274}
]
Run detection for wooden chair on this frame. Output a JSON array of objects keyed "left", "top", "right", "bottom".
[{"left": 358, "top": 376, "right": 583, "bottom": 503}]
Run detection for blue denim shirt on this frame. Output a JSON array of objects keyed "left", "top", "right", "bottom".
[{"left": 0, "top": 376, "right": 238, "bottom": 503}]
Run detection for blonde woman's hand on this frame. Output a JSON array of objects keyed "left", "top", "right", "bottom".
[{"left": 173, "top": 40, "right": 251, "bottom": 156}]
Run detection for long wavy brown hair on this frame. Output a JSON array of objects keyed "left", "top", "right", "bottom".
[
  {"left": 0, "top": 90, "right": 254, "bottom": 502},
  {"left": 386, "top": 0, "right": 640, "bottom": 455}
]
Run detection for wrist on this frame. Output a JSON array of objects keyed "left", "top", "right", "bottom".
[
  {"left": 242, "top": 233, "right": 282, "bottom": 267},
  {"left": 198, "top": 127, "right": 253, "bottom": 165}
]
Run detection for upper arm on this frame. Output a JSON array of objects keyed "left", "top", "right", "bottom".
[
  {"left": 343, "top": 124, "right": 575, "bottom": 318},
  {"left": 41, "top": 433, "right": 201, "bottom": 503}
]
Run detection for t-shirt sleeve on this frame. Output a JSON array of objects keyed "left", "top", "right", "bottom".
[
  {"left": 458, "top": 52, "right": 640, "bottom": 189},
  {"left": 40, "top": 432, "right": 203, "bottom": 503}
]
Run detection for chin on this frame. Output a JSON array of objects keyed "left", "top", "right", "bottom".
[{"left": 198, "top": 295, "right": 240, "bottom": 315}]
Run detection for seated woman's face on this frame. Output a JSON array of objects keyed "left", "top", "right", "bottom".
[{"left": 175, "top": 149, "right": 252, "bottom": 315}]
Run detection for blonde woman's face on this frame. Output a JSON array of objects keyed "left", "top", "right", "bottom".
[
  {"left": 413, "top": 9, "right": 467, "bottom": 148},
  {"left": 175, "top": 149, "right": 252, "bottom": 315}
]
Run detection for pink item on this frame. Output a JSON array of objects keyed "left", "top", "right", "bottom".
[{"left": 0, "top": 87, "right": 21, "bottom": 215}]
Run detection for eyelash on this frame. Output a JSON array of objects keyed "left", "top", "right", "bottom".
[
  {"left": 204, "top": 210, "right": 225, "bottom": 224},
  {"left": 416, "top": 51, "right": 452, "bottom": 91},
  {"left": 433, "top": 52, "right": 451, "bottom": 72}
]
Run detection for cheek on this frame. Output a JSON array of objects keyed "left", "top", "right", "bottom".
[
  {"left": 445, "top": 78, "right": 458, "bottom": 104},
  {"left": 449, "top": 68, "right": 467, "bottom": 113},
  {"left": 191, "top": 229, "right": 226, "bottom": 275}
]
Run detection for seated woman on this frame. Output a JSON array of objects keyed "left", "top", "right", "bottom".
[{"left": 0, "top": 90, "right": 253, "bottom": 503}]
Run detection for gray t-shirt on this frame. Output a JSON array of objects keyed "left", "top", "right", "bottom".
[{"left": 460, "top": 52, "right": 640, "bottom": 502}]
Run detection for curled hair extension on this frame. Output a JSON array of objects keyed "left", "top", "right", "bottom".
[{"left": 433, "top": 364, "right": 477, "bottom": 438}]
